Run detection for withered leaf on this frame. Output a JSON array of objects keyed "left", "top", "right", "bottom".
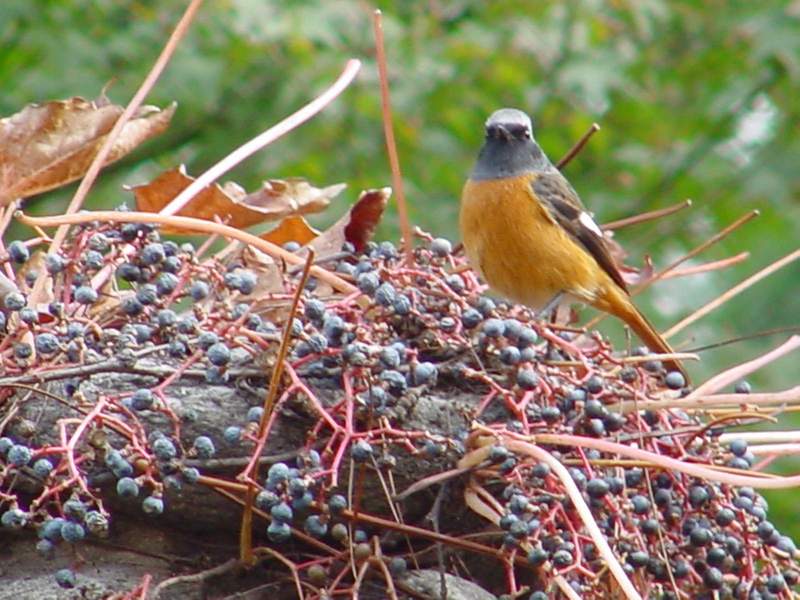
[
  {"left": 130, "top": 167, "right": 344, "bottom": 233},
  {"left": 0, "top": 95, "right": 175, "bottom": 205},
  {"left": 260, "top": 216, "right": 320, "bottom": 246},
  {"left": 305, "top": 187, "right": 390, "bottom": 259}
]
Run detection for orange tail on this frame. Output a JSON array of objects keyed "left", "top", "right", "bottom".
[{"left": 597, "top": 285, "right": 689, "bottom": 383}]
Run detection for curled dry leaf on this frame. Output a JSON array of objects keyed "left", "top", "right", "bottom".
[
  {"left": 302, "top": 187, "right": 391, "bottom": 260},
  {"left": 0, "top": 95, "right": 175, "bottom": 205},
  {"left": 130, "top": 166, "right": 344, "bottom": 233}
]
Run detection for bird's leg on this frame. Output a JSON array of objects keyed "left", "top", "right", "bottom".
[{"left": 537, "top": 292, "right": 565, "bottom": 321}]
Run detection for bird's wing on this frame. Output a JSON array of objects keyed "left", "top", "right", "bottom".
[{"left": 530, "top": 171, "right": 628, "bottom": 292}]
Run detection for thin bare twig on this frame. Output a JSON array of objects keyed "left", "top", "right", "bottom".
[
  {"left": 664, "top": 249, "right": 800, "bottom": 340},
  {"left": 53, "top": 0, "right": 203, "bottom": 250},
  {"left": 373, "top": 10, "right": 413, "bottom": 264},
  {"left": 159, "top": 59, "right": 361, "bottom": 217},
  {"left": 603, "top": 199, "right": 692, "bottom": 231},
  {"left": 556, "top": 123, "right": 600, "bottom": 169}
]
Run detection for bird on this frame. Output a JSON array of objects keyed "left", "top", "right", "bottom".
[{"left": 460, "top": 108, "right": 688, "bottom": 380}]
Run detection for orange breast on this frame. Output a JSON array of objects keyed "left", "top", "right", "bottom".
[{"left": 459, "top": 175, "right": 611, "bottom": 309}]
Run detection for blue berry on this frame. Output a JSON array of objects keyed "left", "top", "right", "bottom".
[
  {"left": 500, "top": 346, "right": 521, "bottom": 365},
  {"left": 267, "top": 521, "right": 291, "bottom": 542},
  {"left": 271, "top": 502, "right": 293, "bottom": 523},
  {"left": 247, "top": 406, "right": 264, "bottom": 423},
  {"left": 55, "top": 568, "right": 77, "bottom": 589},
  {"left": 461, "top": 308, "right": 482, "bottom": 329},
  {"left": 131, "top": 388, "right": 154, "bottom": 411},
  {"left": 8, "top": 240, "right": 30, "bottom": 263},
  {"left": 238, "top": 270, "right": 257, "bottom": 295},
  {"left": 389, "top": 557, "right": 407, "bottom": 575},
  {"left": 121, "top": 296, "right": 144, "bottom": 315},
  {"left": 393, "top": 295, "right": 412, "bottom": 315},
  {"left": 283, "top": 241, "right": 301, "bottom": 252},
  {"left": 61, "top": 521, "right": 85, "bottom": 543},
  {"left": 307, "top": 333, "right": 328, "bottom": 353},
  {"left": 207, "top": 342, "right": 231, "bottom": 366},
  {"left": 141, "top": 242, "right": 165, "bottom": 265},
  {"left": 482, "top": 318, "right": 505, "bottom": 337},
  {"left": 735, "top": 380, "right": 752, "bottom": 394},
  {"left": 88, "top": 233, "right": 109, "bottom": 251},
  {"left": 14, "top": 342, "right": 33, "bottom": 359},
  {"left": 516, "top": 369, "right": 539, "bottom": 391},
  {"left": 117, "top": 262, "right": 141, "bottom": 282},
  {"left": 586, "top": 478, "right": 610, "bottom": 499},
  {"left": 267, "top": 462, "right": 290, "bottom": 486},
  {"left": 142, "top": 496, "right": 165, "bottom": 515},
  {"left": 181, "top": 467, "right": 200, "bottom": 483},
  {"left": 380, "top": 370, "right": 407, "bottom": 395},
  {"left": 290, "top": 318, "right": 303, "bottom": 336},
  {"left": 190, "top": 280, "right": 210, "bottom": 300},
  {"left": 193, "top": 436, "right": 215, "bottom": 458},
  {"left": 476, "top": 296, "right": 496, "bottom": 315},
  {"left": 157, "top": 308, "right": 177, "bottom": 327},
  {"left": 292, "top": 491, "right": 314, "bottom": 511},
  {"left": 351, "top": 440, "right": 373, "bottom": 462},
  {"left": 82, "top": 250, "right": 104, "bottom": 270},
  {"left": 1, "top": 508, "right": 27, "bottom": 529},
  {"left": 63, "top": 499, "right": 87, "bottom": 522},
  {"left": 517, "top": 327, "right": 538, "bottom": 348},
  {"left": 665, "top": 371, "right": 685, "bottom": 390},
  {"left": 412, "top": 362, "right": 437, "bottom": 386},
  {"left": 430, "top": 238, "right": 452, "bottom": 257},
  {"left": 45, "top": 253, "right": 65, "bottom": 274},
  {"left": 40, "top": 517, "right": 66, "bottom": 542},
  {"left": 4, "top": 291, "right": 26, "bottom": 311},
  {"left": 304, "top": 298, "right": 327, "bottom": 322},
  {"left": 7, "top": 444, "right": 32, "bottom": 466},
  {"left": 74, "top": 285, "right": 98, "bottom": 304},
  {"left": 20, "top": 307, "right": 38, "bottom": 324},
  {"left": 729, "top": 438, "right": 748, "bottom": 457},
  {"left": 328, "top": 494, "right": 347, "bottom": 514},
  {"left": 255, "top": 490, "right": 280, "bottom": 511},
  {"left": 35, "top": 333, "right": 60, "bottom": 354},
  {"left": 33, "top": 458, "right": 54, "bottom": 477},
  {"left": 357, "top": 272, "right": 380, "bottom": 295},
  {"left": 156, "top": 272, "right": 179, "bottom": 296},
  {"left": 152, "top": 437, "right": 177, "bottom": 460},
  {"left": 36, "top": 539, "right": 55, "bottom": 557},
  {"left": 304, "top": 515, "right": 327, "bottom": 538},
  {"left": 133, "top": 323, "right": 153, "bottom": 344},
  {"left": 379, "top": 347, "right": 401, "bottom": 368},
  {"left": 445, "top": 274, "right": 464, "bottom": 292},
  {"left": 375, "top": 282, "right": 397, "bottom": 306},
  {"left": 116, "top": 477, "right": 140, "bottom": 498},
  {"left": 223, "top": 426, "right": 242, "bottom": 444},
  {"left": 630, "top": 495, "right": 650, "bottom": 514}
]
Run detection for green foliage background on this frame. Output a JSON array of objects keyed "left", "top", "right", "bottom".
[{"left": 2, "top": 1, "right": 799, "bottom": 533}]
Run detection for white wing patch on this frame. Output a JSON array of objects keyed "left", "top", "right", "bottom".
[{"left": 578, "top": 211, "right": 603, "bottom": 238}]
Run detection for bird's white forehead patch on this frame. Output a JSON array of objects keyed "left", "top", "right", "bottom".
[
  {"left": 579, "top": 211, "right": 603, "bottom": 237},
  {"left": 486, "top": 108, "right": 532, "bottom": 130}
]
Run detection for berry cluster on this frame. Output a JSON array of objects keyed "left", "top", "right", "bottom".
[{"left": 0, "top": 217, "right": 797, "bottom": 598}]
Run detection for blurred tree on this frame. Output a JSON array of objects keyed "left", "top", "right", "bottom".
[{"left": 2, "top": 0, "right": 799, "bottom": 528}]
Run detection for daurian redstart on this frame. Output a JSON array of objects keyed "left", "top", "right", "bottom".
[{"left": 460, "top": 108, "right": 687, "bottom": 379}]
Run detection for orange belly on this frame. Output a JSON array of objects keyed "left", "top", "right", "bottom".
[{"left": 460, "top": 175, "right": 611, "bottom": 310}]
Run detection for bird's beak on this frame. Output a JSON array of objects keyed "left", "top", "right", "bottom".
[{"left": 497, "top": 124, "right": 512, "bottom": 141}]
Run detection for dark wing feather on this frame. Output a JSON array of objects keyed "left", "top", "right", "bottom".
[{"left": 531, "top": 172, "right": 628, "bottom": 292}]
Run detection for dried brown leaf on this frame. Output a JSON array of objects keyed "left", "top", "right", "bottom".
[
  {"left": 0, "top": 96, "right": 175, "bottom": 205},
  {"left": 261, "top": 216, "right": 320, "bottom": 246},
  {"left": 130, "top": 167, "right": 343, "bottom": 233},
  {"left": 305, "top": 187, "right": 390, "bottom": 260}
]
